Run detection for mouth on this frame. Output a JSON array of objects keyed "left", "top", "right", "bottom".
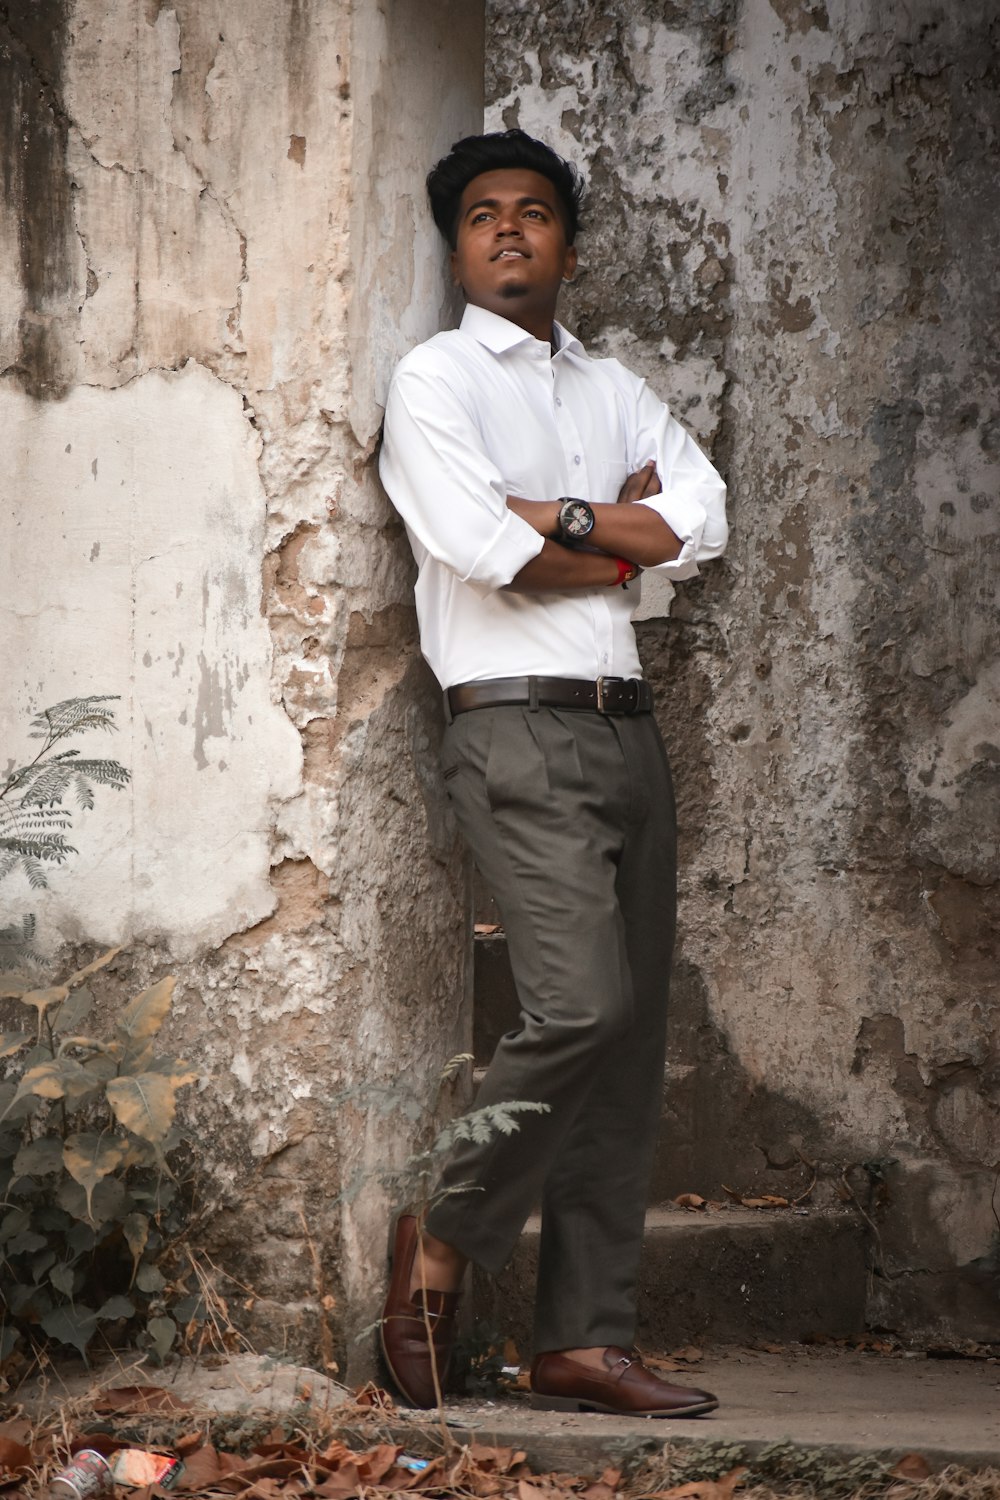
[{"left": 493, "top": 248, "right": 529, "bottom": 261}]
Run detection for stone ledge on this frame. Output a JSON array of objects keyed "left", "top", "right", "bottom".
[{"left": 474, "top": 1206, "right": 868, "bottom": 1351}]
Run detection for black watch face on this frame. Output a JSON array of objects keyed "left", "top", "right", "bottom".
[{"left": 561, "top": 499, "right": 594, "bottom": 537}]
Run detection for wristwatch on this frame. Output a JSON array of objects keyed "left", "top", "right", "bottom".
[{"left": 556, "top": 497, "right": 596, "bottom": 542}]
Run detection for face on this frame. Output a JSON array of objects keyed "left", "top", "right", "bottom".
[{"left": 450, "top": 167, "right": 577, "bottom": 338}]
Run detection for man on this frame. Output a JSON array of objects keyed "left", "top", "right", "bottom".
[{"left": 378, "top": 130, "right": 727, "bottom": 1417}]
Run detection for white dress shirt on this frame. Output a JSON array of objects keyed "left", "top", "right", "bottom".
[{"left": 379, "top": 304, "right": 728, "bottom": 690}]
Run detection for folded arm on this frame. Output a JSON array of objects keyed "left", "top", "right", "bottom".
[{"left": 505, "top": 461, "right": 681, "bottom": 580}]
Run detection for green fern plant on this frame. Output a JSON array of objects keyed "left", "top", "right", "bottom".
[
  {"left": 335, "top": 1055, "right": 548, "bottom": 1418},
  {"left": 335, "top": 1055, "right": 548, "bottom": 1212},
  {"left": 1, "top": 696, "right": 130, "bottom": 967}
]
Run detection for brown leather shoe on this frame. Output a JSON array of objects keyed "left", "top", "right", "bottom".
[
  {"left": 530, "top": 1346, "right": 719, "bottom": 1417},
  {"left": 379, "top": 1214, "right": 460, "bottom": 1408}
]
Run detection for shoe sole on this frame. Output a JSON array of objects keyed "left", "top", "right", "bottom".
[{"left": 529, "top": 1393, "right": 719, "bottom": 1417}]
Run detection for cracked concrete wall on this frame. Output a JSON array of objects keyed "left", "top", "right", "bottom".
[
  {"left": 488, "top": 0, "right": 999, "bottom": 1339},
  {"left": 2, "top": 0, "right": 483, "bottom": 1371}
]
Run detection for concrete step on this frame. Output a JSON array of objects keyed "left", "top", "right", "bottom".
[
  {"left": 385, "top": 1345, "right": 1000, "bottom": 1480},
  {"left": 473, "top": 1205, "right": 868, "bottom": 1356}
]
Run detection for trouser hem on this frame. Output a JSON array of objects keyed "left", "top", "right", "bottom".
[{"left": 423, "top": 1199, "right": 520, "bottom": 1278}]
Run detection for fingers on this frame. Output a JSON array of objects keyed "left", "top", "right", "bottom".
[
  {"left": 616, "top": 460, "right": 661, "bottom": 502},
  {"left": 641, "top": 462, "right": 662, "bottom": 497}
]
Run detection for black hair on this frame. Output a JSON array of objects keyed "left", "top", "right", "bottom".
[{"left": 426, "top": 129, "right": 584, "bottom": 248}]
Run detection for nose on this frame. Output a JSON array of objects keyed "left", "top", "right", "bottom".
[{"left": 494, "top": 206, "right": 522, "bottom": 237}]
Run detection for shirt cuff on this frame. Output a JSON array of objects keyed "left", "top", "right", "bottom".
[
  {"left": 460, "top": 508, "right": 546, "bottom": 592},
  {"left": 636, "top": 494, "right": 708, "bottom": 578}
]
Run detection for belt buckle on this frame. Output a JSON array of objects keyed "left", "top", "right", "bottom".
[{"left": 595, "top": 675, "right": 625, "bottom": 714}]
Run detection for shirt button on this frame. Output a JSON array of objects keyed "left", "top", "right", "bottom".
[
  {"left": 555, "top": 396, "right": 562, "bottom": 406},
  {"left": 573, "top": 454, "right": 581, "bottom": 465}
]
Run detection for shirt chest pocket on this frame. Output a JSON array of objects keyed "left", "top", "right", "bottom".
[{"left": 598, "top": 459, "right": 629, "bottom": 505}]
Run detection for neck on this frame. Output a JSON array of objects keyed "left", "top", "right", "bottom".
[
  {"left": 471, "top": 298, "right": 559, "bottom": 349},
  {"left": 513, "top": 311, "right": 558, "bottom": 348}
]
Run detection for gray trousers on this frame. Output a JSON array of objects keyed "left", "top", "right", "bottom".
[{"left": 425, "top": 703, "right": 676, "bottom": 1354}]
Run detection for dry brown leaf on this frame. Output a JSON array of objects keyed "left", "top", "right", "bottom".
[
  {"left": 474, "top": 923, "right": 502, "bottom": 934},
  {"left": 0, "top": 1426, "right": 31, "bottom": 1451},
  {"left": 641, "top": 1355, "right": 683, "bottom": 1373},
  {"left": 359, "top": 1446, "right": 403, "bottom": 1484},
  {"left": 740, "top": 1195, "right": 788, "bottom": 1208},
  {"left": 671, "top": 1345, "right": 703, "bottom": 1363},
  {"left": 92, "top": 1385, "right": 189, "bottom": 1414},
  {"left": 518, "top": 1481, "right": 549, "bottom": 1500},
  {"left": 754, "top": 1342, "right": 785, "bottom": 1354},
  {"left": 645, "top": 1466, "right": 748, "bottom": 1500},
  {"left": 174, "top": 1433, "right": 208, "bottom": 1458},
  {"left": 720, "top": 1183, "right": 743, "bottom": 1202},
  {"left": 0, "top": 1439, "right": 31, "bottom": 1477},
  {"left": 318, "top": 1443, "right": 353, "bottom": 1468},
  {"left": 352, "top": 1383, "right": 393, "bottom": 1409},
  {"left": 470, "top": 1445, "right": 520, "bottom": 1474},
  {"left": 313, "top": 1468, "right": 360, "bottom": 1499},
  {"left": 175, "top": 1446, "right": 224, "bottom": 1491},
  {"left": 578, "top": 1484, "right": 614, "bottom": 1500},
  {"left": 673, "top": 1193, "right": 707, "bottom": 1209},
  {"left": 890, "top": 1453, "right": 932, "bottom": 1481}
]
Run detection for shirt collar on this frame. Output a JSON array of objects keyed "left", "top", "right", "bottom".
[{"left": 459, "top": 303, "right": 586, "bottom": 360}]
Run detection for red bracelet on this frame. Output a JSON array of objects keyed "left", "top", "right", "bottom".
[{"left": 611, "top": 556, "right": 640, "bottom": 586}]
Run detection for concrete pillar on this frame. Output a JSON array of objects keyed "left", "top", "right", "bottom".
[{"left": 1, "top": 0, "right": 483, "bottom": 1372}]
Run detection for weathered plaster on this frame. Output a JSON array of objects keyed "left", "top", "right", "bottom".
[
  {"left": 2, "top": 0, "right": 483, "bottom": 1371},
  {"left": 5, "top": 366, "right": 301, "bottom": 955},
  {"left": 489, "top": 0, "right": 1000, "bottom": 1337}
]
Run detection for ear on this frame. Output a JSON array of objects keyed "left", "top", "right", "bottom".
[
  {"left": 562, "top": 244, "right": 578, "bottom": 282},
  {"left": 450, "top": 249, "right": 462, "bottom": 289}
]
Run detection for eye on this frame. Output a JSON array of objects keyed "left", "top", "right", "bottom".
[{"left": 524, "top": 208, "right": 545, "bottom": 220}]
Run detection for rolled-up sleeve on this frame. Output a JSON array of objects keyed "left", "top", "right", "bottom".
[
  {"left": 379, "top": 355, "right": 544, "bottom": 593},
  {"left": 628, "top": 376, "right": 728, "bottom": 579}
]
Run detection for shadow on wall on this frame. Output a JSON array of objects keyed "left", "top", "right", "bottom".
[{"left": 2, "top": 1, "right": 77, "bottom": 399}]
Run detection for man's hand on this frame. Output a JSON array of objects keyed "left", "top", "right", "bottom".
[{"left": 617, "top": 460, "right": 662, "bottom": 503}]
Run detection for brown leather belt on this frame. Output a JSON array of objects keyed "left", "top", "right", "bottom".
[{"left": 446, "top": 675, "right": 653, "bottom": 718}]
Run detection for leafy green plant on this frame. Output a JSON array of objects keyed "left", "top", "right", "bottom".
[
  {"left": 0, "top": 948, "right": 199, "bottom": 1366},
  {"left": 451, "top": 1321, "right": 510, "bottom": 1398},
  {"left": 649, "top": 1437, "right": 897, "bottom": 1498},
  {"left": 0, "top": 696, "right": 130, "bottom": 967}
]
